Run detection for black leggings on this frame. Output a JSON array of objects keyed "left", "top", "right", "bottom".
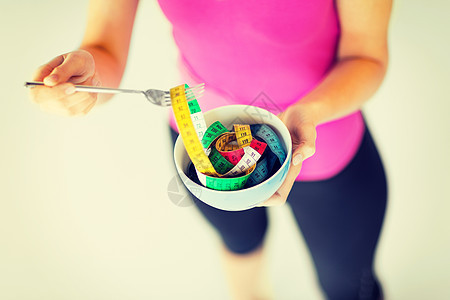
[{"left": 170, "top": 123, "right": 387, "bottom": 300}]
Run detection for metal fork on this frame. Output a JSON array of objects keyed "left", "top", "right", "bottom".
[{"left": 24, "top": 81, "right": 205, "bottom": 107}]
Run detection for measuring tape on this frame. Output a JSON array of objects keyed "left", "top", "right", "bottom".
[
  {"left": 215, "top": 133, "right": 245, "bottom": 165},
  {"left": 197, "top": 164, "right": 256, "bottom": 191},
  {"left": 170, "top": 84, "right": 287, "bottom": 191},
  {"left": 197, "top": 127, "right": 267, "bottom": 190},
  {"left": 201, "top": 121, "right": 228, "bottom": 149},
  {"left": 187, "top": 98, "right": 207, "bottom": 142},
  {"left": 170, "top": 85, "right": 218, "bottom": 176},
  {"left": 234, "top": 124, "right": 252, "bottom": 148},
  {"left": 250, "top": 124, "right": 287, "bottom": 165},
  {"left": 246, "top": 156, "right": 269, "bottom": 187},
  {"left": 208, "top": 147, "right": 235, "bottom": 174}
]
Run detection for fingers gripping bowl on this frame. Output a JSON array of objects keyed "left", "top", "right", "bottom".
[{"left": 173, "top": 105, "right": 292, "bottom": 211}]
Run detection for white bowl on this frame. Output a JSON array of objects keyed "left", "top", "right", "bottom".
[{"left": 173, "top": 105, "right": 292, "bottom": 211}]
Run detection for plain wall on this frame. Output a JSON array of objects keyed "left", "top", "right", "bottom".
[{"left": 1, "top": 1, "right": 449, "bottom": 299}]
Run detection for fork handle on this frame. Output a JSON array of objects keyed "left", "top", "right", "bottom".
[{"left": 24, "top": 81, "right": 143, "bottom": 95}]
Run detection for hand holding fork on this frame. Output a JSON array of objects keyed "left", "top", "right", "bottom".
[{"left": 26, "top": 50, "right": 204, "bottom": 116}]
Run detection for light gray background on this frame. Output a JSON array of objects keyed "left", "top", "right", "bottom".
[{"left": 1, "top": 0, "right": 449, "bottom": 299}]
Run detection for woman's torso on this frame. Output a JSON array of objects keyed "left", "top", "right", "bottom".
[{"left": 159, "top": 0, "right": 365, "bottom": 181}]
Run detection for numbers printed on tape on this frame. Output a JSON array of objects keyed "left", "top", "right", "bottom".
[
  {"left": 170, "top": 85, "right": 217, "bottom": 176},
  {"left": 208, "top": 147, "right": 235, "bottom": 175},
  {"left": 234, "top": 124, "right": 252, "bottom": 148},
  {"left": 251, "top": 124, "right": 287, "bottom": 165},
  {"left": 201, "top": 121, "right": 228, "bottom": 149},
  {"left": 216, "top": 133, "right": 245, "bottom": 165}
]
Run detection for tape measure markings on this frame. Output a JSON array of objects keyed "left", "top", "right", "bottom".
[
  {"left": 234, "top": 124, "right": 252, "bottom": 148},
  {"left": 249, "top": 138, "right": 267, "bottom": 156},
  {"left": 196, "top": 164, "right": 256, "bottom": 191},
  {"left": 215, "top": 133, "right": 245, "bottom": 165},
  {"left": 187, "top": 98, "right": 208, "bottom": 152},
  {"left": 218, "top": 137, "right": 267, "bottom": 178},
  {"left": 201, "top": 121, "right": 228, "bottom": 149},
  {"left": 170, "top": 85, "right": 217, "bottom": 176},
  {"left": 208, "top": 147, "right": 235, "bottom": 175},
  {"left": 252, "top": 124, "right": 287, "bottom": 165},
  {"left": 245, "top": 156, "right": 269, "bottom": 187},
  {"left": 223, "top": 146, "right": 261, "bottom": 177}
]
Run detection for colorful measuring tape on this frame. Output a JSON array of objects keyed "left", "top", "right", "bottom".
[
  {"left": 170, "top": 85, "right": 217, "bottom": 176},
  {"left": 170, "top": 84, "right": 287, "bottom": 191},
  {"left": 250, "top": 124, "right": 287, "bottom": 165},
  {"left": 196, "top": 123, "right": 267, "bottom": 190}
]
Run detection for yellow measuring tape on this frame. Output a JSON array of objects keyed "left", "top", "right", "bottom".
[
  {"left": 234, "top": 124, "right": 252, "bottom": 148},
  {"left": 170, "top": 85, "right": 218, "bottom": 176}
]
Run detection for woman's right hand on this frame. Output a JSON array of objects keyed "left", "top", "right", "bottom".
[{"left": 29, "top": 49, "right": 101, "bottom": 117}]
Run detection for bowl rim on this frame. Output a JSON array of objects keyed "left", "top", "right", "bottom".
[{"left": 174, "top": 104, "right": 292, "bottom": 194}]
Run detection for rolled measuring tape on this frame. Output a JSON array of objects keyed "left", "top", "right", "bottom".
[
  {"left": 201, "top": 121, "right": 228, "bottom": 149},
  {"left": 208, "top": 147, "right": 235, "bottom": 175},
  {"left": 170, "top": 84, "right": 287, "bottom": 191},
  {"left": 245, "top": 124, "right": 287, "bottom": 188},
  {"left": 246, "top": 156, "right": 269, "bottom": 187},
  {"left": 196, "top": 126, "right": 267, "bottom": 190},
  {"left": 250, "top": 124, "right": 287, "bottom": 165},
  {"left": 215, "top": 132, "right": 245, "bottom": 165}
]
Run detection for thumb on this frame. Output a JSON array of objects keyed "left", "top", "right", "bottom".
[
  {"left": 292, "top": 141, "right": 315, "bottom": 166},
  {"left": 43, "top": 52, "right": 93, "bottom": 86},
  {"left": 291, "top": 123, "right": 317, "bottom": 166},
  {"left": 292, "top": 149, "right": 304, "bottom": 167}
]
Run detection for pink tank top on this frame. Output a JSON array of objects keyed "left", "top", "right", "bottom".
[{"left": 158, "top": 0, "right": 365, "bottom": 181}]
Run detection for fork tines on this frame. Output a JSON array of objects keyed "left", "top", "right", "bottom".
[
  {"left": 185, "top": 83, "right": 205, "bottom": 101},
  {"left": 164, "top": 83, "right": 205, "bottom": 106}
]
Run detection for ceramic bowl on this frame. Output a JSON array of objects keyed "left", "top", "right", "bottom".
[{"left": 173, "top": 105, "right": 292, "bottom": 211}]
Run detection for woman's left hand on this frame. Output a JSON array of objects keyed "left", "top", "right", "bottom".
[{"left": 258, "top": 103, "right": 318, "bottom": 206}]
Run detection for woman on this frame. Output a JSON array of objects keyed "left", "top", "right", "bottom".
[{"left": 29, "top": 0, "right": 392, "bottom": 299}]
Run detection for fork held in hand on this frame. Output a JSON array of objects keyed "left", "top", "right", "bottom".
[{"left": 24, "top": 81, "right": 205, "bottom": 107}]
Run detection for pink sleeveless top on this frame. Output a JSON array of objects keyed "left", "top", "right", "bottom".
[{"left": 158, "top": 0, "right": 365, "bottom": 181}]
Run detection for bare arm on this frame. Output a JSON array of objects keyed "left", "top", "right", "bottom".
[
  {"left": 295, "top": 0, "right": 392, "bottom": 125},
  {"left": 30, "top": 0, "right": 139, "bottom": 115},
  {"left": 263, "top": 0, "right": 392, "bottom": 206},
  {"left": 80, "top": 0, "right": 139, "bottom": 96}
]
